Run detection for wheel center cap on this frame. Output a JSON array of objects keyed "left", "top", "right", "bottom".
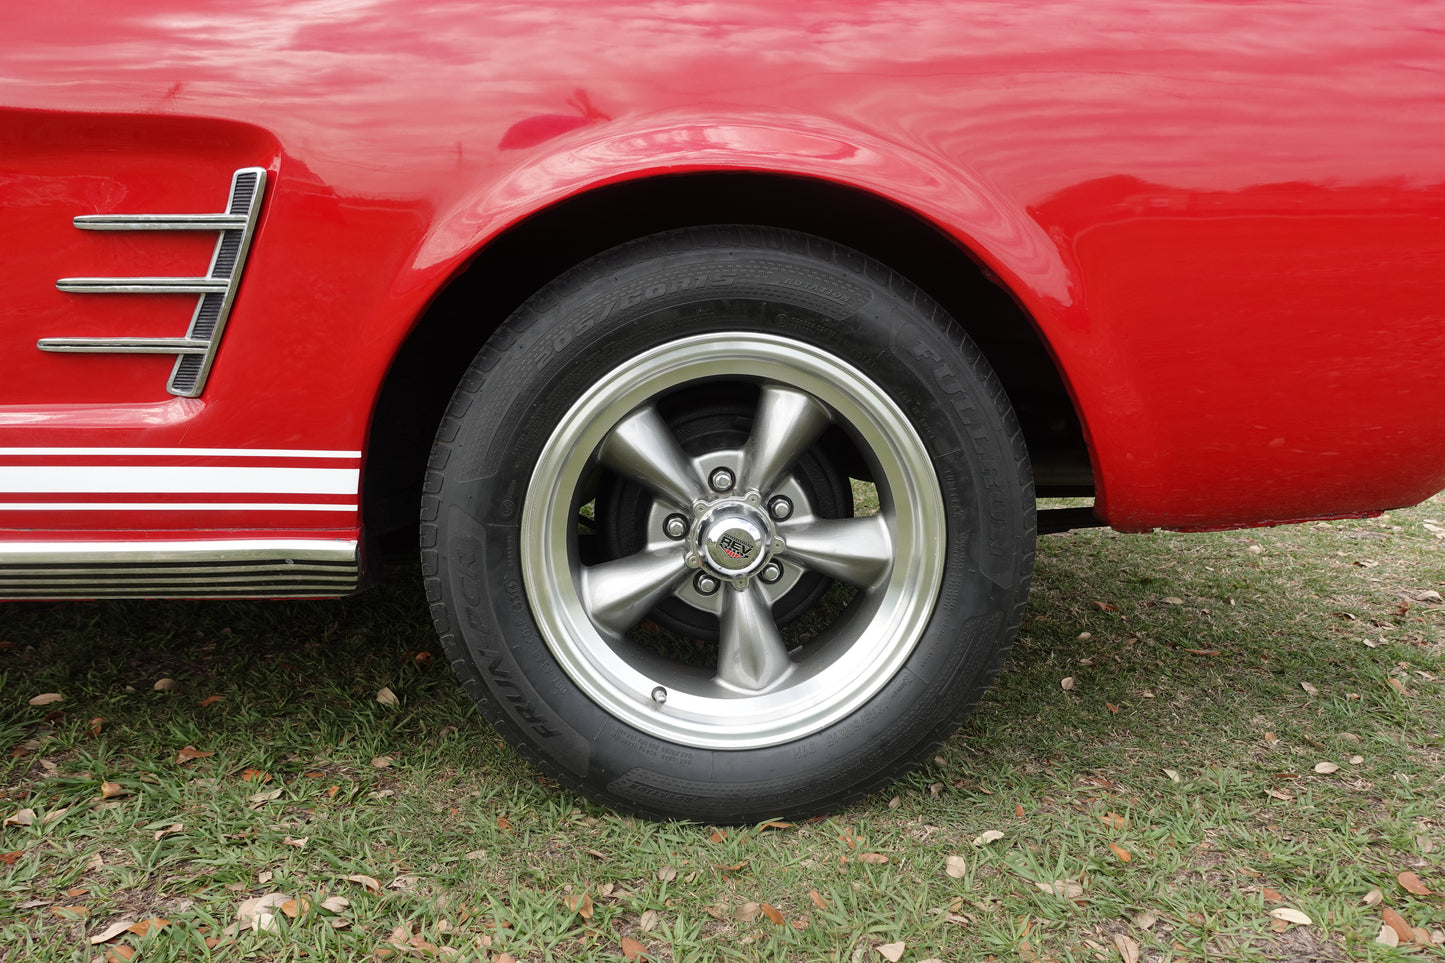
[{"left": 698, "top": 507, "right": 770, "bottom": 577}]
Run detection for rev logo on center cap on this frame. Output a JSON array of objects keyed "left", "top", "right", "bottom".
[{"left": 718, "top": 532, "right": 752, "bottom": 559}]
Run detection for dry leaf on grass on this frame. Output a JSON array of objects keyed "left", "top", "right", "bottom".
[
  {"left": 320, "top": 896, "right": 350, "bottom": 913},
  {"left": 370, "top": 756, "right": 394, "bottom": 769},
  {"left": 1300, "top": 681, "right": 1319, "bottom": 696},
  {"left": 621, "top": 936, "right": 647, "bottom": 960},
  {"left": 564, "top": 893, "right": 594, "bottom": 919},
  {"left": 945, "top": 855, "right": 967, "bottom": 879},
  {"left": 1313, "top": 762, "right": 1340, "bottom": 774},
  {"left": 99, "top": 782, "right": 128, "bottom": 800},
  {"left": 656, "top": 866, "right": 677, "bottom": 882},
  {"left": 1108, "top": 842, "right": 1132, "bottom": 863},
  {"left": 28, "top": 693, "right": 64, "bottom": 707},
  {"left": 858, "top": 853, "right": 889, "bottom": 865},
  {"left": 1383, "top": 907, "right": 1412, "bottom": 942},
  {"left": 3, "top": 809, "right": 35, "bottom": 827},
  {"left": 90, "top": 919, "right": 137, "bottom": 944},
  {"left": 1377, "top": 923, "right": 1401, "bottom": 947},
  {"left": 236, "top": 893, "right": 288, "bottom": 933},
  {"left": 1164, "top": 769, "right": 1181, "bottom": 783},
  {"left": 1113, "top": 933, "right": 1140, "bottom": 963},
  {"left": 248, "top": 788, "right": 282, "bottom": 804},
  {"left": 153, "top": 678, "right": 178, "bottom": 691},
  {"left": 810, "top": 889, "right": 830, "bottom": 910},
  {"left": 973, "top": 830, "right": 1005, "bottom": 846},
  {"left": 152, "top": 823, "right": 184, "bottom": 841},
  {"left": 198, "top": 694, "right": 225, "bottom": 707},
  {"left": 708, "top": 829, "right": 727, "bottom": 843},
  {"left": 174, "top": 746, "right": 213, "bottom": 765},
  {"left": 1100, "top": 812, "right": 1128, "bottom": 830},
  {"left": 1399, "top": 871, "right": 1432, "bottom": 896},
  {"left": 761, "top": 903, "right": 784, "bottom": 925},
  {"left": 280, "top": 897, "right": 311, "bottom": 919},
  {"left": 1363, "top": 888, "right": 1384, "bottom": 906},
  {"left": 283, "top": 836, "right": 308, "bottom": 849},
  {"left": 876, "top": 942, "right": 906, "bottom": 962},
  {"left": 1060, "top": 677, "right": 1076, "bottom": 691},
  {"left": 344, "top": 874, "right": 381, "bottom": 894},
  {"left": 639, "top": 909, "right": 659, "bottom": 931},
  {"left": 128, "top": 918, "right": 168, "bottom": 936},
  {"left": 1035, "top": 880, "right": 1084, "bottom": 898},
  {"left": 103, "top": 947, "right": 135, "bottom": 963},
  {"left": 375, "top": 687, "right": 399, "bottom": 706},
  {"left": 1270, "top": 908, "right": 1312, "bottom": 925}
]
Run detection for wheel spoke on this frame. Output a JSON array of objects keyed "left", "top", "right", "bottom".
[
  {"left": 780, "top": 514, "right": 893, "bottom": 588},
  {"left": 716, "top": 581, "right": 792, "bottom": 691},
  {"left": 738, "top": 386, "right": 832, "bottom": 493},
  {"left": 597, "top": 405, "right": 705, "bottom": 509},
  {"left": 580, "top": 548, "right": 690, "bottom": 637}
]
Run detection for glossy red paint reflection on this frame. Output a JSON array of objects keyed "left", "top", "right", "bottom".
[{"left": 2, "top": 1, "right": 1443, "bottom": 542}]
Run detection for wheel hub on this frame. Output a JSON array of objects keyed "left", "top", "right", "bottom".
[{"left": 694, "top": 501, "right": 774, "bottom": 580}]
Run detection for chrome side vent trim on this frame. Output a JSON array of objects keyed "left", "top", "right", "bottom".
[
  {"left": 0, "top": 539, "right": 358, "bottom": 600},
  {"left": 40, "top": 167, "right": 268, "bottom": 398}
]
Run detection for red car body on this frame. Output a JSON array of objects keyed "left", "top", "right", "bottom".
[{"left": 5, "top": 0, "right": 1444, "bottom": 819}]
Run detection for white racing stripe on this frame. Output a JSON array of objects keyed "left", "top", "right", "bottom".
[
  {"left": 0, "top": 502, "right": 357, "bottom": 512},
  {"left": 0, "top": 466, "right": 358, "bottom": 495}
]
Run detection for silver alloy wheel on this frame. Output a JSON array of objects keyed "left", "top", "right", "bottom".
[{"left": 521, "top": 332, "right": 945, "bottom": 749}]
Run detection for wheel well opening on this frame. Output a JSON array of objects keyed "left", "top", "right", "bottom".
[{"left": 364, "top": 172, "right": 1092, "bottom": 547}]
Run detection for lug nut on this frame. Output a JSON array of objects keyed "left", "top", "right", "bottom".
[
  {"left": 651, "top": 686, "right": 668, "bottom": 705},
  {"left": 708, "top": 467, "right": 735, "bottom": 493},
  {"left": 694, "top": 573, "right": 720, "bottom": 596},
  {"left": 663, "top": 514, "right": 688, "bottom": 539},
  {"left": 767, "top": 495, "right": 793, "bottom": 520},
  {"left": 759, "top": 561, "right": 783, "bottom": 584}
]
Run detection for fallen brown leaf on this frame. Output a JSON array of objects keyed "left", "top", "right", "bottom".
[
  {"left": 375, "top": 687, "right": 399, "bottom": 706},
  {"left": 28, "top": 693, "right": 64, "bottom": 707},
  {"left": 1108, "top": 842, "right": 1132, "bottom": 863},
  {"left": 1270, "top": 908, "right": 1312, "bottom": 926},
  {"left": 496, "top": 815, "right": 513, "bottom": 832},
  {"left": 175, "top": 746, "right": 214, "bottom": 765},
  {"left": 1100, "top": 812, "right": 1128, "bottom": 830},
  {"left": 152, "top": 823, "right": 184, "bottom": 841},
  {"left": 564, "top": 892, "right": 594, "bottom": 919},
  {"left": 945, "top": 854, "right": 967, "bottom": 879},
  {"left": 90, "top": 920, "right": 137, "bottom": 944},
  {"left": 858, "top": 853, "right": 889, "bottom": 865},
  {"left": 656, "top": 866, "right": 677, "bottom": 882},
  {"left": 280, "top": 897, "right": 311, "bottom": 919},
  {"left": 198, "top": 695, "right": 225, "bottom": 707},
  {"left": 370, "top": 756, "right": 394, "bottom": 769},
  {"left": 3, "top": 809, "right": 35, "bottom": 828},
  {"left": 344, "top": 874, "right": 381, "bottom": 894},
  {"left": 761, "top": 903, "right": 784, "bottom": 925},
  {"left": 810, "top": 889, "right": 830, "bottom": 910},
  {"left": 51, "top": 906, "right": 90, "bottom": 920},
  {"left": 709, "top": 829, "right": 727, "bottom": 843},
  {"left": 1106, "top": 702, "right": 1120, "bottom": 714},
  {"left": 876, "top": 942, "right": 906, "bottom": 962},
  {"left": 1363, "top": 887, "right": 1384, "bottom": 906},
  {"left": 104, "top": 947, "right": 135, "bottom": 963},
  {"left": 99, "top": 782, "right": 128, "bottom": 800},
  {"left": 1114, "top": 933, "right": 1140, "bottom": 963},
  {"left": 1184, "top": 648, "right": 1220, "bottom": 656},
  {"left": 87, "top": 717, "right": 104, "bottom": 737},
  {"left": 153, "top": 678, "right": 178, "bottom": 692},
  {"left": 237, "top": 893, "right": 288, "bottom": 933},
  {"left": 1399, "top": 871, "right": 1432, "bottom": 896},
  {"left": 1262, "top": 887, "right": 1283, "bottom": 903},
  {"left": 1384, "top": 907, "right": 1412, "bottom": 942},
  {"left": 639, "top": 909, "right": 659, "bottom": 931},
  {"left": 127, "top": 918, "right": 169, "bottom": 936},
  {"left": 621, "top": 936, "right": 647, "bottom": 960},
  {"left": 240, "top": 769, "right": 271, "bottom": 783}
]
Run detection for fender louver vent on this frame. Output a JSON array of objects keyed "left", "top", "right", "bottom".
[{"left": 39, "top": 167, "right": 268, "bottom": 398}]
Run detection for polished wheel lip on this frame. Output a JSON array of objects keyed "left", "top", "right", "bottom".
[{"left": 521, "top": 332, "right": 945, "bottom": 750}]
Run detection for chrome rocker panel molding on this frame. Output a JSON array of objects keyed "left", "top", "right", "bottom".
[
  {"left": 40, "top": 167, "right": 268, "bottom": 397},
  {"left": 0, "top": 538, "right": 358, "bottom": 600}
]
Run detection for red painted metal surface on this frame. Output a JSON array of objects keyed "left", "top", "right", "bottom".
[{"left": 2, "top": 1, "right": 1443, "bottom": 545}]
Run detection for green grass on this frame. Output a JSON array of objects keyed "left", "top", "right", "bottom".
[{"left": 1, "top": 495, "right": 1441, "bottom": 962}]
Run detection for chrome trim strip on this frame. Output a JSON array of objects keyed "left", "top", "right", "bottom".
[
  {"left": 41, "top": 167, "right": 268, "bottom": 398},
  {"left": 0, "top": 539, "right": 356, "bottom": 563},
  {"left": 74, "top": 214, "right": 249, "bottom": 231},
  {"left": 0, "top": 539, "right": 359, "bottom": 600},
  {"left": 32, "top": 338, "right": 210, "bottom": 355},
  {"left": 53, "top": 277, "right": 231, "bottom": 294}
]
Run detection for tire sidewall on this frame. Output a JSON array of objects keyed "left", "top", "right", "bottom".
[{"left": 429, "top": 230, "right": 1032, "bottom": 820}]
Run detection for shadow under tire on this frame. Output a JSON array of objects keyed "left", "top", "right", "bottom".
[{"left": 422, "top": 226, "right": 1034, "bottom": 822}]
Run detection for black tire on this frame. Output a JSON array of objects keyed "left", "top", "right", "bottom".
[{"left": 422, "top": 226, "right": 1034, "bottom": 822}]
